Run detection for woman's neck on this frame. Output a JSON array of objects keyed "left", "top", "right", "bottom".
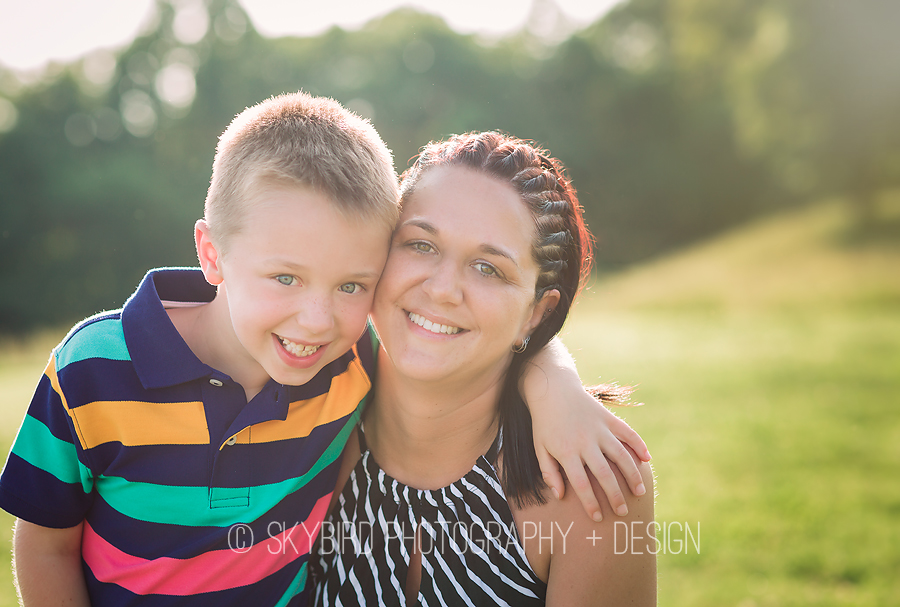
[{"left": 365, "top": 351, "right": 504, "bottom": 490}]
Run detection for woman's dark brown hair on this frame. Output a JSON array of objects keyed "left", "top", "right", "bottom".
[{"left": 400, "top": 131, "right": 629, "bottom": 506}]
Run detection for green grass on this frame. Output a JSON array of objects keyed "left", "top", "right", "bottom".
[
  {"left": 0, "top": 330, "right": 63, "bottom": 607},
  {"left": 1, "top": 199, "right": 898, "bottom": 606},
  {"left": 560, "top": 198, "right": 900, "bottom": 606},
  {"left": 561, "top": 308, "right": 900, "bottom": 606}
]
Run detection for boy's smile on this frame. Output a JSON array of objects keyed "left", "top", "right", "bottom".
[{"left": 195, "top": 182, "right": 390, "bottom": 399}]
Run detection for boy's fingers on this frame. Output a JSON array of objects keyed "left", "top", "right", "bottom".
[
  {"left": 536, "top": 448, "right": 565, "bottom": 501},
  {"left": 582, "top": 450, "right": 629, "bottom": 517},
  {"left": 615, "top": 422, "right": 652, "bottom": 462},
  {"left": 602, "top": 439, "right": 647, "bottom": 497},
  {"left": 562, "top": 458, "right": 603, "bottom": 522}
]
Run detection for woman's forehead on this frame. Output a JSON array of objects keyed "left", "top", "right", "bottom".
[
  {"left": 398, "top": 168, "right": 541, "bottom": 283},
  {"left": 402, "top": 167, "right": 533, "bottom": 239}
]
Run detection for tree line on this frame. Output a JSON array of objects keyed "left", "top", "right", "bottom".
[{"left": 1, "top": 0, "right": 898, "bottom": 333}]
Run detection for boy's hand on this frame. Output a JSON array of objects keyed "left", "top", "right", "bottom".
[{"left": 521, "top": 338, "right": 651, "bottom": 521}]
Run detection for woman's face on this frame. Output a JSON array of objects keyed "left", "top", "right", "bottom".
[{"left": 371, "top": 165, "right": 556, "bottom": 388}]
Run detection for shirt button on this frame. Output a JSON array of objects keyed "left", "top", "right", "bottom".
[
  {"left": 209, "top": 378, "right": 224, "bottom": 387},
  {"left": 225, "top": 436, "right": 237, "bottom": 446}
]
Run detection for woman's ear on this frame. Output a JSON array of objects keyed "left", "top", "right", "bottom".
[
  {"left": 523, "top": 288, "right": 561, "bottom": 336},
  {"left": 195, "top": 219, "right": 225, "bottom": 285}
]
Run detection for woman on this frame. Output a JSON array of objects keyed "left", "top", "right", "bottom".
[{"left": 312, "top": 132, "right": 656, "bottom": 606}]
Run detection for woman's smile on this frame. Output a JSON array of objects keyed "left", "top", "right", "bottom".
[{"left": 406, "top": 311, "right": 463, "bottom": 336}]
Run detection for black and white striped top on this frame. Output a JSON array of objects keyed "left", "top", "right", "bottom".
[{"left": 311, "top": 429, "right": 547, "bottom": 606}]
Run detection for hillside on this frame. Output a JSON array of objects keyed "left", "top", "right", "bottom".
[{"left": 586, "top": 197, "right": 900, "bottom": 312}]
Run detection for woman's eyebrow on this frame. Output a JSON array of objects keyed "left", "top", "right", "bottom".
[
  {"left": 402, "top": 218, "right": 520, "bottom": 269},
  {"left": 401, "top": 219, "right": 437, "bottom": 234},
  {"left": 479, "top": 245, "right": 519, "bottom": 268}
]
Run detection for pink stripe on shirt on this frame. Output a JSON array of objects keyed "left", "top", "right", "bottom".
[{"left": 82, "top": 493, "right": 331, "bottom": 595}]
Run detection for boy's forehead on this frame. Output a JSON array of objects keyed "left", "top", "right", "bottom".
[
  {"left": 249, "top": 178, "right": 395, "bottom": 232},
  {"left": 235, "top": 184, "right": 391, "bottom": 247},
  {"left": 222, "top": 191, "right": 391, "bottom": 283}
]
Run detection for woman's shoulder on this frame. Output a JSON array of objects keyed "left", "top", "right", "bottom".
[{"left": 510, "top": 456, "right": 656, "bottom": 605}]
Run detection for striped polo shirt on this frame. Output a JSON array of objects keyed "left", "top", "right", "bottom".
[{"left": 0, "top": 268, "right": 376, "bottom": 606}]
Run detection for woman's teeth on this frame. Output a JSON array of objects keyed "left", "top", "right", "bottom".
[
  {"left": 408, "top": 312, "right": 461, "bottom": 335},
  {"left": 279, "top": 337, "right": 321, "bottom": 357}
]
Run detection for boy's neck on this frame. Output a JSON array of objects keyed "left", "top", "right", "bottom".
[
  {"left": 166, "top": 297, "right": 269, "bottom": 402},
  {"left": 364, "top": 351, "right": 501, "bottom": 490}
]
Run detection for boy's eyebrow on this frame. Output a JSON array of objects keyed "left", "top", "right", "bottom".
[
  {"left": 401, "top": 219, "right": 520, "bottom": 269},
  {"left": 341, "top": 269, "right": 383, "bottom": 280},
  {"left": 270, "top": 260, "right": 382, "bottom": 280}
]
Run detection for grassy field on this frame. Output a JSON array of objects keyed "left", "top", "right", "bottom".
[
  {"left": 562, "top": 199, "right": 900, "bottom": 606},
  {"left": 1, "top": 199, "right": 898, "bottom": 605}
]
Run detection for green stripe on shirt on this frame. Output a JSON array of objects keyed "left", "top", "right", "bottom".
[
  {"left": 13, "top": 415, "right": 92, "bottom": 490},
  {"left": 98, "top": 410, "right": 360, "bottom": 527},
  {"left": 56, "top": 317, "right": 130, "bottom": 370}
]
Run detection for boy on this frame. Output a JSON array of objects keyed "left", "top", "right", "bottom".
[
  {"left": 1, "top": 92, "right": 398, "bottom": 606},
  {"left": 0, "top": 92, "right": 647, "bottom": 606}
]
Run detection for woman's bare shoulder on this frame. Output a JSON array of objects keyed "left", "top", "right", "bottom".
[{"left": 512, "top": 455, "right": 656, "bottom": 606}]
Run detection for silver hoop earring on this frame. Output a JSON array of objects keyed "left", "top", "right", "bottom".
[{"left": 512, "top": 335, "right": 530, "bottom": 353}]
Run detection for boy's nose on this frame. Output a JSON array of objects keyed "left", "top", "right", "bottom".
[{"left": 295, "top": 294, "right": 335, "bottom": 335}]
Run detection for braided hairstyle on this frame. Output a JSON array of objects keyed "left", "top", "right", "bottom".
[{"left": 400, "top": 131, "right": 611, "bottom": 506}]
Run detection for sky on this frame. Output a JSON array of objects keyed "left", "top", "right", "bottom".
[{"left": 0, "top": 0, "right": 622, "bottom": 72}]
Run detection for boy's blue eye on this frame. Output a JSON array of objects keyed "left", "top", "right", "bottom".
[
  {"left": 474, "top": 262, "right": 497, "bottom": 277},
  {"left": 339, "top": 283, "right": 362, "bottom": 294},
  {"left": 276, "top": 275, "right": 297, "bottom": 286}
]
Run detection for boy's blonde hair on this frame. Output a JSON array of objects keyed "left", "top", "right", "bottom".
[{"left": 204, "top": 92, "right": 399, "bottom": 249}]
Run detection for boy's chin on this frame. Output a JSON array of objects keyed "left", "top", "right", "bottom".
[
  {"left": 269, "top": 364, "right": 323, "bottom": 387},
  {"left": 268, "top": 350, "right": 343, "bottom": 387}
]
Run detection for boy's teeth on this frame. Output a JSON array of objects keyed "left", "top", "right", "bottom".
[
  {"left": 279, "top": 337, "right": 321, "bottom": 357},
  {"left": 408, "top": 312, "right": 461, "bottom": 335}
]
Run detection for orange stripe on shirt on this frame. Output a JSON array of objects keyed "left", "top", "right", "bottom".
[
  {"left": 238, "top": 355, "right": 371, "bottom": 445},
  {"left": 45, "top": 358, "right": 88, "bottom": 449},
  {"left": 71, "top": 399, "right": 209, "bottom": 448},
  {"left": 46, "top": 357, "right": 208, "bottom": 449},
  {"left": 69, "top": 346, "right": 370, "bottom": 449}
]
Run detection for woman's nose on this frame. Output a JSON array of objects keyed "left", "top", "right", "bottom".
[{"left": 421, "top": 260, "right": 463, "bottom": 305}]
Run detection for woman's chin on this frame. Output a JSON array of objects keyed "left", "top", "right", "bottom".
[{"left": 392, "top": 356, "right": 457, "bottom": 383}]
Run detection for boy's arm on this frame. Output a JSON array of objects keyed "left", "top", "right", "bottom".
[
  {"left": 521, "top": 337, "right": 651, "bottom": 521},
  {"left": 13, "top": 519, "right": 90, "bottom": 606}
]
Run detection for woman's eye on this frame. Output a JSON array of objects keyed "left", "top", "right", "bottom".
[
  {"left": 474, "top": 262, "right": 497, "bottom": 277},
  {"left": 339, "top": 283, "right": 363, "bottom": 294},
  {"left": 412, "top": 241, "right": 434, "bottom": 254},
  {"left": 275, "top": 275, "right": 297, "bottom": 286}
]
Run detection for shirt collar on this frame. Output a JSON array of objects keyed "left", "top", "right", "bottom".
[{"left": 122, "top": 268, "right": 218, "bottom": 390}]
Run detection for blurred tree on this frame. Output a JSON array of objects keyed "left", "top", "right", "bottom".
[
  {"left": 657, "top": 0, "right": 900, "bottom": 231},
  {"left": 1, "top": 0, "right": 897, "bottom": 333},
  {"left": 532, "top": 0, "right": 777, "bottom": 265},
  {"left": 787, "top": 0, "right": 900, "bottom": 231}
]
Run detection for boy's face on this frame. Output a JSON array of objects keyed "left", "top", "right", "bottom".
[{"left": 199, "top": 184, "right": 390, "bottom": 394}]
